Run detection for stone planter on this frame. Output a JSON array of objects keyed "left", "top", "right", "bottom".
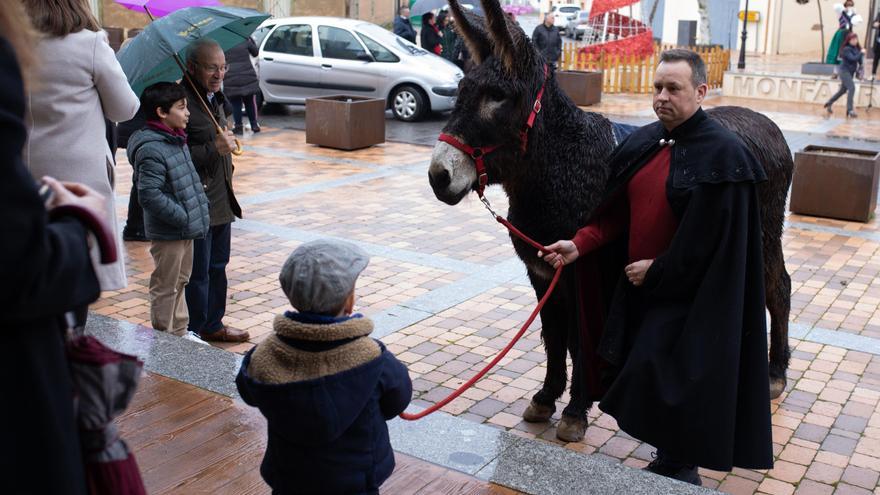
[
  {"left": 305, "top": 95, "right": 385, "bottom": 151},
  {"left": 789, "top": 145, "right": 880, "bottom": 222},
  {"left": 556, "top": 70, "right": 603, "bottom": 106}
]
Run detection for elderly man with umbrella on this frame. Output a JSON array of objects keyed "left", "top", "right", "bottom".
[
  {"left": 118, "top": 5, "right": 269, "bottom": 343},
  {"left": 180, "top": 38, "right": 248, "bottom": 342}
]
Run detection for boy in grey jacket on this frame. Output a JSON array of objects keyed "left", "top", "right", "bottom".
[{"left": 128, "top": 82, "right": 210, "bottom": 336}]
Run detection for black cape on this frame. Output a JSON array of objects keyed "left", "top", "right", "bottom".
[{"left": 584, "top": 109, "right": 773, "bottom": 471}]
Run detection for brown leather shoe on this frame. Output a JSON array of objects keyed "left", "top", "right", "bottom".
[{"left": 200, "top": 326, "right": 250, "bottom": 342}]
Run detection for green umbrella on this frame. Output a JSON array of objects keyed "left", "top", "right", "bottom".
[{"left": 117, "top": 5, "right": 270, "bottom": 97}]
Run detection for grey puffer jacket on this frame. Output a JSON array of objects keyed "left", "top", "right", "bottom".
[{"left": 128, "top": 127, "right": 210, "bottom": 241}]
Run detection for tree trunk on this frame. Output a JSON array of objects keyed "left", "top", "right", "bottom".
[{"left": 696, "top": 0, "right": 711, "bottom": 45}]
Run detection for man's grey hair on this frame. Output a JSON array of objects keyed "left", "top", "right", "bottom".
[
  {"left": 659, "top": 49, "right": 708, "bottom": 88},
  {"left": 186, "top": 38, "right": 222, "bottom": 69}
]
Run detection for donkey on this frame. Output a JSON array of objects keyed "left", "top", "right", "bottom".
[{"left": 427, "top": 0, "right": 794, "bottom": 441}]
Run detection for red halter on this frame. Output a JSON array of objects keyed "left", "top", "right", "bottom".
[{"left": 437, "top": 64, "right": 549, "bottom": 198}]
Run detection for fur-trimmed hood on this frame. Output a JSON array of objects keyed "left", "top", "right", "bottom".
[{"left": 236, "top": 313, "right": 395, "bottom": 445}]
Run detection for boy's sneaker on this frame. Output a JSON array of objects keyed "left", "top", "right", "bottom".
[
  {"left": 182, "top": 331, "right": 210, "bottom": 346},
  {"left": 251, "top": 124, "right": 261, "bottom": 133},
  {"left": 644, "top": 451, "right": 702, "bottom": 486},
  {"left": 232, "top": 126, "right": 244, "bottom": 136}
]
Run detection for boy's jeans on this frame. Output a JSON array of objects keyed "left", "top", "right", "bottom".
[{"left": 149, "top": 239, "right": 194, "bottom": 336}]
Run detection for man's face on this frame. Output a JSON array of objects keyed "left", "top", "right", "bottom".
[
  {"left": 401, "top": 7, "right": 410, "bottom": 17},
  {"left": 544, "top": 14, "right": 554, "bottom": 27},
  {"left": 158, "top": 98, "right": 190, "bottom": 130},
  {"left": 191, "top": 47, "right": 226, "bottom": 93},
  {"left": 652, "top": 60, "right": 706, "bottom": 130}
]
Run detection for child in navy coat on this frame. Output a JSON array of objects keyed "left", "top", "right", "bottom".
[{"left": 236, "top": 239, "right": 412, "bottom": 495}]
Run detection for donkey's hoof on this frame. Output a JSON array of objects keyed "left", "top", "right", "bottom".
[
  {"left": 769, "top": 376, "right": 787, "bottom": 399},
  {"left": 556, "top": 415, "right": 587, "bottom": 442},
  {"left": 522, "top": 400, "right": 555, "bottom": 423}
]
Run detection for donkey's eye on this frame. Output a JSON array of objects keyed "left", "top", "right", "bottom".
[{"left": 486, "top": 90, "right": 506, "bottom": 102}]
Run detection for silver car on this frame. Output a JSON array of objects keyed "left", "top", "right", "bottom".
[{"left": 253, "top": 17, "right": 463, "bottom": 121}]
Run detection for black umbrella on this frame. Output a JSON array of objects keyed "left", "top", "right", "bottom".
[{"left": 411, "top": 0, "right": 483, "bottom": 16}]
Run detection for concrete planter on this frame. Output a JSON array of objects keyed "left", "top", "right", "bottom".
[
  {"left": 556, "top": 70, "right": 603, "bottom": 106},
  {"left": 789, "top": 145, "right": 880, "bottom": 222},
  {"left": 305, "top": 95, "right": 385, "bottom": 151}
]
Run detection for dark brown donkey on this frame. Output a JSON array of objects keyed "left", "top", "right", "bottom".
[{"left": 427, "top": 0, "right": 793, "bottom": 441}]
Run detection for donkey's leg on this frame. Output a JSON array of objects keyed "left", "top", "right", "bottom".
[
  {"left": 766, "top": 242, "right": 791, "bottom": 400},
  {"left": 524, "top": 272, "right": 567, "bottom": 422},
  {"left": 558, "top": 317, "right": 590, "bottom": 442}
]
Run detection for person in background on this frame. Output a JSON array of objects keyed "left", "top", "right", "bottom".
[
  {"left": 22, "top": 0, "right": 140, "bottom": 292},
  {"left": 128, "top": 82, "right": 210, "bottom": 341},
  {"left": 439, "top": 12, "right": 460, "bottom": 65},
  {"left": 393, "top": 5, "right": 417, "bottom": 44},
  {"left": 872, "top": 10, "right": 879, "bottom": 78},
  {"left": 824, "top": 32, "right": 864, "bottom": 118},
  {"left": 532, "top": 13, "right": 562, "bottom": 67},
  {"left": 0, "top": 2, "right": 104, "bottom": 491},
  {"left": 420, "top": 12, "right": 443, "bottom": 55},
  {"left": 183, "top": 38, "right": 249, "bottom": 343},
  {"left": 827, "top": 1, "right": 860, "bottom": 65},
  {"left": 223, "top": 36, "right": 261, "bottom": 135},
  {"left": 236, "top": 239, "right": 412, "bottom": 495},
  {"left": 119, "top": 109, "right": 149, "bottom": 242}
]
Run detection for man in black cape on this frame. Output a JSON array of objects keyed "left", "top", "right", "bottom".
[{"left": 541, "top": 49, "right": 773, "bottom": 485}]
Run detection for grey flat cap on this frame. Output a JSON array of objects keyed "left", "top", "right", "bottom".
[{"left": 280, "top": 239, "right": 370, "bottom": 315}]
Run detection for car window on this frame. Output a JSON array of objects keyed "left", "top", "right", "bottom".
[
  {"left": 263, "top": 24, "right": 313, "bottom": 56},
  {"left": 579, "top": 12, "right": 590, "bottom": 20},
  {"left": 560, "top": 6, "right": 579, "bottom": 13},
  {"left": 357, "top": 32, "right": 399, "bottom": 62},
  {"left": 318, "top": 25, "right": 368, "bottom": 60},
  {"left": 252, "top": 25, "right": 274, "bottom": 48}
]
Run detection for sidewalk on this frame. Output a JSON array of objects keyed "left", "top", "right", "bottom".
[{"left": 96, "top": 104, "right": 880, "bottom": 494}]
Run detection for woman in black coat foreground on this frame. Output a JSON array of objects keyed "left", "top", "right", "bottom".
[{"left": 0, "top": 9, "right": 105, "bottom": 493}]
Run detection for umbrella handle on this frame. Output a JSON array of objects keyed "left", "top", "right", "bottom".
[{"left": 232, "top": 138, "right": 243, "bottom": 156}]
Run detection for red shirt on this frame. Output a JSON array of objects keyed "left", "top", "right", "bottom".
[{"left": 572, "top": 146, "right": 679, "bottom": 262}]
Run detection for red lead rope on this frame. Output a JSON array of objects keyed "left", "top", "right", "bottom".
[
  {"left": 398, "top": 209, "right": 563, "bottom": 421},
  {"left": 401, "top": 78, "right": 560, "bottom": 419}
]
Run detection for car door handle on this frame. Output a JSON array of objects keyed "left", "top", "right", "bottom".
[
  {"left": 262, "top": 57, "right": 274, "bottom": 61},
  {"left": 321, "top": 64, "right": 332, "bottom": 69}
]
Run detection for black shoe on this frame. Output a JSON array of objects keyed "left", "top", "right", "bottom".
[
  {"left": 232, "top": 126, "right": 244, "bottom": 136},
  {"left": 251, "top": 124, "right": 261, "bottom": 133},
  {"left": 644, "top": 451, "right": 702, "bottom": 486},
  {"left": 122, "top": 230, "right": 148, "bottom": 242}
]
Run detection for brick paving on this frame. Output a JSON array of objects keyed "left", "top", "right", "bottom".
[{"left": 97, "top": 95, "right": 880, "bottom": 494}]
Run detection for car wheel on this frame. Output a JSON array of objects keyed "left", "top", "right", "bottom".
[{"left": 391, "top": 85, "right": 427, "bottom": 122}]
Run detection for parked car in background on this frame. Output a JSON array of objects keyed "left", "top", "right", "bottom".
[
  {"left": 254, "top": 17, "right": 463, "bottom": 121},
  {"left": 566, "top": 11, "right": 593, "bottom": 40},
  {"left": 550, "top": 4, "right": 581, "bottom": 33}
]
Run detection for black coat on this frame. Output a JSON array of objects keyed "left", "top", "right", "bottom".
[
  {"left": 589, "top": 109, "right": 773, "bottom": 471},
  {"left": 531, "top": 23, "right": 562, "bottom": 64},
  {"left": 420, "top": 22, "right": 442, "bottom": 54},
  {"left": 223, "top": 37, "right": 260, "bottom": 98},
  {"left": 237, "top": 331, "right": 412, "bottom": 495},
  {"left": 393, "top": 16, "right": 416, "bottom": 43},
  {"left": 0, "top": 37, "right": 100, "bottom": 495},
  {"left": 184, "top": 80, "right": 242, "bottom": 226}
]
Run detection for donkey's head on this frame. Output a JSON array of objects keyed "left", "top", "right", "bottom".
[{"left": 428, "top": 0, "right": 546, "bottom": 205}]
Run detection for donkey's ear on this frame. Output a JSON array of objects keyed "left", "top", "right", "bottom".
[
  {"left": 479, "top": 0, "right": 515, "bottom": 72},
  {"left": 447, "top": 0, "right": 490, "bottom": 64}
]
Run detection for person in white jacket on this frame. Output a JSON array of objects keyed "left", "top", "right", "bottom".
[{"left": 22, "top": 0, "right": 139, "bottom": 292}]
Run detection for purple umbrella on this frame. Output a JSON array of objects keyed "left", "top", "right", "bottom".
[{"left": 115, "top": 0, "right": 220, "bottom": 18}]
